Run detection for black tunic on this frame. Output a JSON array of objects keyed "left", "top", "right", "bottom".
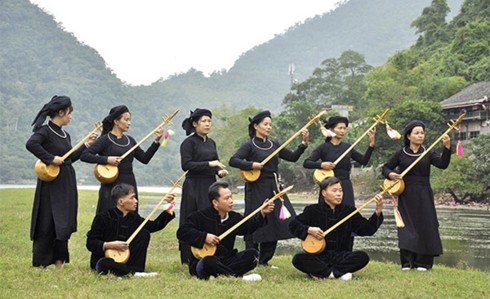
[
  {"left": 179, "top": 134, "right": 222, "bottom": 226},
  {"left": 86, "top": 208, "right": 174, "bottom": 270},
  {"left": 304, "top": 141, "right": 374, "bottom": 207},
  {"left": 26, "top": 122, "right": 86, "bottom": 241},
  {"left": 80, "top": 133, "right": 160, "bottom": 214},
  {"left": 290, "top": 200, "right": 383, "bottom": 251},
  {"left": 176, "top": 207, "right": 266, "bottom": 275},
  {"left": 229, "top": 138, "right": 307, "bottom": 243},
  {"left": 382, "top": 146, "right": 451, "bottom": 256}
]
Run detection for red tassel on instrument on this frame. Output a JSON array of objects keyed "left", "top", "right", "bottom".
[
  {"left": 161, "top": 129, "right": 175, "bottom": 148},
  {"left": 165, "top": 202, "right": 175, "bottom": 215},
  {"left": 457, "top": 141, "right": 464, "bottom": 156},
  {"left": 456, "top": 127, "right": 463, "bottom": 156}
]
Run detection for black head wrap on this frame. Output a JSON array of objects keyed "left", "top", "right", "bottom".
[
  {"left": 322, "top": 115, "right": 349, "bottom": 142},
  {"left": 403, "top": 120, "right": 425, "bottom": 146},
  {"left": 31, "top": 95, "right": 72, "bottom": 132},
  {"left": 181, "top": 108, "right": 212, "bottom": 136},
  {"left": 102, "top": 105, "right": 130, "bottom": 135},
  {"left": 248, "top": 110, "right": 272, "bottom": 138},
  {"left": 324, "top": 115, "right": 349, "bottom": 129}
]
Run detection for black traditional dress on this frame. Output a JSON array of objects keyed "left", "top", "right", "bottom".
[
  {"left": 179, "top": 134, "right": 222, "bottom": 225},
  {"left": 177, "top": 207, "right": 265, "bottom": 278},
  {"left": 304, "top": 141, "right": 374, "bottom": 206},
  {"left": 81, "top": 133, "right": 160, "bottom": 214},
  {"left": 382, "top": 146, "right": 451, "bottom": 257},
  {"left": 178, "top": 133, "right": 222, "bottom": 263},
  {"left": 289, "top": 200, "right": 383, "bottom": 277},
  {"left": 86, "top": 207, "right": 174, "bottom": 275},
  {"left": 229, "top": 137, "right": 307, "bottom": 244},
  {"left": 26, "top": 121, "right": 86, "bottom": 266}
]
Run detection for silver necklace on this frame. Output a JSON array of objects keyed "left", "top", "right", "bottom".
[
  {"left": 48, "top": 123, "right": 67, "bottom": 139},
  {"left": 403, "top": 146, "right": 426, "bottom": 157},
  {"left": 107, "top": 134, "right": 130, "bottom": 147},
  {"left": 252, "top": 137, "right": 273, "bottom": 150}
]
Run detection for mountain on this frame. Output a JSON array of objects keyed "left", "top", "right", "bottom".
[
  {"left": 0, "top": 0, "right": 464, "bottom": 184},
  {"left": 149, "top": 0, "right": 464, "bottom": 111}
]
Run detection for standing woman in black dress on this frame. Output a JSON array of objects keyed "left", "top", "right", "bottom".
[
  {"left": 228, "top": 110, "right": 308, "bottom": 266},
  {"left": 26, "top": 95, "right": 96, "bottom": 269},
  {"left": 303, "top": 116, "right": 375, "bottom": 207},
  {"left": 382, "top": 120, "right": 451, "bottom": 271},
  {"left": 178, "top": 108, "right": 228, "bottom": 264},
  {"left": 81, "top": 105, "right": 163, "bottom": 214}
]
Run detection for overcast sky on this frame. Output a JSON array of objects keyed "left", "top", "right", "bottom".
[{"left": 30, "top": 0, "right": 343, "bottom": 85}]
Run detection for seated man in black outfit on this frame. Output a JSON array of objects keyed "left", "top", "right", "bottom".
[
  {"left": 289, "top": 176, "right": 384, "bottom": 281},
  {"left": 86, "top": 183, "right": 175, "bottom": 277},
  {"left": 177, "top": 181, "right": 274, "bottom": 280}
]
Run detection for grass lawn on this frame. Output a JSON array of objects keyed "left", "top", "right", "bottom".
[{"left": 0, "top": 188, "right": 487, "bottom": 299}]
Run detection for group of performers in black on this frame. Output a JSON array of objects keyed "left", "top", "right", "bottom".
[{"left": 26, "top": 95, "right": 452, "bottom": 280}]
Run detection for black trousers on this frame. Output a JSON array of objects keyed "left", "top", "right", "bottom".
[
  {"left": 245, "top": 238, "right": 277, "bottom": 265},
  {"left": 95, "top": 230, "right": 151, "bottom": 276},
  {"left": 32, "top": 193, "right": 69, "bottom": 267},
  {"left": 292, "top": 250, "right": 369, "bottom": 278},
  {"left": 194, "top": 248, "right": 259, "bottom": 279},
  {"left": 400, "top": 249, "right": 434, "bottom": 269}
]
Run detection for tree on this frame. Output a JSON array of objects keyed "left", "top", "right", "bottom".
[
  {"left": 466, "top": 134, "right": 490, "bottom": 199},
  {"left": 284, "top": 50, "right": 372, "bottom": 114},
  {"left": 212, "top": 106, "right": 261, "bottom": 190},
  {"left": 432, "top": 134, "right": 490, "bottom": 203},
  {"left": 411, "top": 0, "right": 451, "bottom": 47},
  {"left": 431, "top": 155, "right": 481, "bottom": 203},
  {"left": 451, "top": 0, "right": 490, "bottom": 28},
  {"left": 450, "top": 19, "right": 490, "bottom": 81},
  {"left": 362, "top": 64, "right": 417, "bottom": 113},
  {"left": 452, "top": 20, "right": 490, "bottom": 64}
]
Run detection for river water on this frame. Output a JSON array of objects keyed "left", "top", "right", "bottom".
[{"left": 309, "top": 204, "right": 490, "bottom": 271}]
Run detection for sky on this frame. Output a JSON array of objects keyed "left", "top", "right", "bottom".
[{"left": 30, "top": 0, "right": 344, "bottom": 86}]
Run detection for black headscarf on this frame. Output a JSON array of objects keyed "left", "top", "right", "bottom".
[
  {"left": 324, "top": 115, "right": 349, "bottom": 129},
  {"left": 102, "top": 105, "right": 130, "bottom": 135},
  {"left": 403, "top": 120, "right": 425, "bottom": 146},
  {"left": 322, "top": 115, "right": 349, "bottom": 142},
  {"left": 31, "top": 95, "right": 72, "bottom": 132},
  {"left": 181, "top": 108, "right": 212, "bottom": 136},
  {"left": 182, "top": 108, "right": 213, "bottom": 135},
  {"left": 248, "top": 110, "right": 272, "bottom": 138}
]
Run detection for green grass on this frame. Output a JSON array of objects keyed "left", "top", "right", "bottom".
[{"left": 0, "top": 188, "right": 488, "bottom": 299}]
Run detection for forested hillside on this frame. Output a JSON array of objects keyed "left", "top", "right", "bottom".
[{"left": 0, "top": 0, "right": 465, "bottom": 185}]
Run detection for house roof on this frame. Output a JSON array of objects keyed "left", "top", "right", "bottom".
[{"left": 441, "top": 81, "right": 490, "bottom": 109}]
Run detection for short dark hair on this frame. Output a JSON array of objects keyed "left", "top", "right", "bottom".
[
  {"left": 111, "top": 183, "right": 135, "bottom": 204},
  {"left": 319, "top": 176, "right": 341, "bottom": 191},
  {"left": 208, "top": 181, "right": 229, "bottom": 203}
]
